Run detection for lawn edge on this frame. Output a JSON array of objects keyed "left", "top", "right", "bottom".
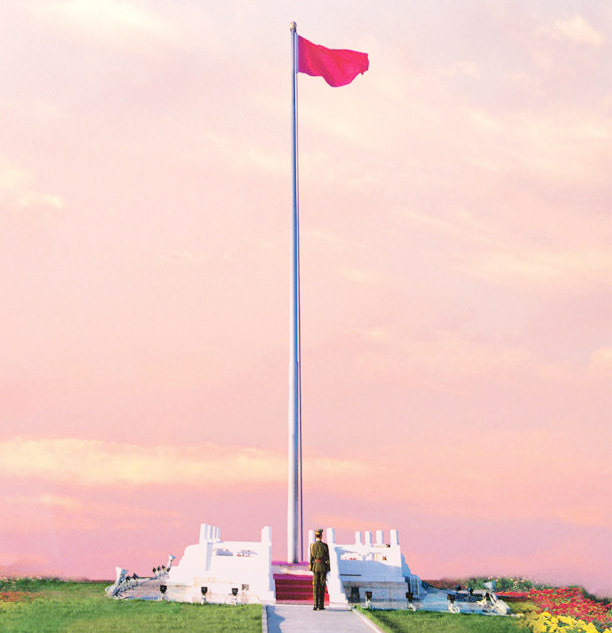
[
  {"left": 262, "top": 604, "right": 268, "bottom": 633},
  {"left": 353, "top": 607, "right": 392, "bottom": 633}
]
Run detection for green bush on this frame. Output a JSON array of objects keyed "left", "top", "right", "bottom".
[{"left": 0, "top": 577, "right": 68, "bottom": 592}]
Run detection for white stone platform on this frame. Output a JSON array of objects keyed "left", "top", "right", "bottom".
[
  {"left": 321, "top": 527, "right": 421, "bottom": 606},
  {"left": 105, "top": 520, "right": 508, "bottom": 617},
  {"left": 166, "top": 523, "right": 275, "bottom": 604}
]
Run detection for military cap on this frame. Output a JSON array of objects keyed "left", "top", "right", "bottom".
[{"left": 314, "top": 529, "right": 323, "bottom": 538}]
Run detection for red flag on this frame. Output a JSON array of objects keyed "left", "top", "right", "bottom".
[{"left": 298, "top": 35, "right": 369, "bottom": 87}]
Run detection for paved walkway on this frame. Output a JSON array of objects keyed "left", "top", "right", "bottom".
[{"left": 264, "top": 604, "right": 381, "bottom": 633}]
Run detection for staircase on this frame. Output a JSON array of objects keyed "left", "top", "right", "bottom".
[{"left": 274, "top": 573, "right": 329, "bottom": 604}]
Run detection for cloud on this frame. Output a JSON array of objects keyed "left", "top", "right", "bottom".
[
  {"left": 374, "top": 430, "right": 611, "bottom": 529},
  {"left": 1, "top": 431, "right": 608, "bottom": 573},
  {"left": 541, "top": 15, "right": 605, "bottom": 47},
  {"left": 0, "top": 438, "right": 372, "bottom": 489},
  {"left": 311, "top": 514, "right": 389, "bottom": 532},
  {"left": 0, "top": 438, "right": 281, "bottom": 487},
  {"left": 3, "top": 494, "right": 80, "bottom": 511},
  {"left": 436, "top": 60, "right": 481, "bottom": 79},
  {"left": 304, "top": 228, "right": 345, "bottom": 248},
  {"left": 244, "top": 148, "right": 285, "bottom": 176},
  {"left": 350, "top": 327, "right": 389, "bottom": 344},
  {"left": 28, "top": 0, "right": 175, "bottom": 42},
  {"left": 0, "top": 492, "right": 181, "bottom": 533},
  {"left": 38, "top": 494, "right": 80, "bottom": 510},
  {"left": 401, "top": 207, "right": 494, "bottom": 249},
  {"left": 11, "top": 433, "right": 603, "bottom": 531},
  {"left": 0, "top": 157, "right": 64, "bottom": 213},
  {"left": 589, "top": 347, "right": 612, "bottom": 375},
  {"left": 399, "top": 331, "right": 533, "bottom": 376},
  {"left": 464, "top": 106, "right": 610, "bottom": 188},
  {"left": 340, "top": 266, "right": 383, "bottom": 285},
  {"left": 471, "top": 247, "right": 611, "bottom": 285}
]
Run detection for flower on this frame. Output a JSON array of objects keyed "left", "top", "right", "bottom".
[{"left": 522, "top": 589, "right": 612, "bottom": 633}]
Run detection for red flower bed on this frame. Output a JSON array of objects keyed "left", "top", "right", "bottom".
[
  {"left": 0, "top": 591, "right": 34, "bottom": 603},
  {"left": 527, "top": 587, "right": 612, "bottom": 631},
  {"left": 496, "top": 591, "right": 530, "bottom": 601}
]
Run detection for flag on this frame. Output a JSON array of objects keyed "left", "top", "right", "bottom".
[{"left": 298, "top": 35, "right": 369, "bottom": 87}]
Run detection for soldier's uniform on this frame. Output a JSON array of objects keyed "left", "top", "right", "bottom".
[{"left": 309, "top": 530, "right": 330, "bottom": 610}]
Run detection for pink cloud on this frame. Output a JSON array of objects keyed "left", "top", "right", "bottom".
[{"left": 540, "top": 15, "right": 605, "bottom": 47}]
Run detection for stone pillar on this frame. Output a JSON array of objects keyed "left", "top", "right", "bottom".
[
  {"left": 364, "top": 531, "right": 373, "bottom": 546},
  {"left": 390, "top": 529, "right": 399, "bottom": 546},
  {"left": 261, "top": 525, "right": 272, "bottom": 544},
  {"left": 375, "top": 530, "right": 384, "bottom": 545},
  {"left": 260, "top": 526, "right": 274, "bottom": 597},
  {"left": 324, "top": 527, "right": 347, "bottom": 606},
  {"left": 355, "top": 531, "right": 362, "bottom": 545},
  {"left": 199, "top": 523, "right": 209, "bottom": 543}
]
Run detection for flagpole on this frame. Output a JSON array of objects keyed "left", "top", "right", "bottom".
[{"left": 288, "top": 20, "right": 302, "bottom": 564}]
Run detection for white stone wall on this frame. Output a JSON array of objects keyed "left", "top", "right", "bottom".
[
  {"left": 325, "top": 528, "right": 421, "bottom": 604},
  {"left": 167, "top": 523, "right": 274, "bottom": 604}
]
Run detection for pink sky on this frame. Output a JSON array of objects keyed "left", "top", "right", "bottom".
[{"left": 1, "top": 0, "right": 611, "bottom": 596}]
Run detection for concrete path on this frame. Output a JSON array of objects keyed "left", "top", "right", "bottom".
[{"left": 264, "top": 604, "right": 382, "bottom": 633}]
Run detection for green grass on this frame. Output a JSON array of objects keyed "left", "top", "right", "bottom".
[
  {"left": 358, "top": 607, "right": 526, "bottom": 633},
  {"left": 0, "top": 579, "right": 261, "bottom": 633}
]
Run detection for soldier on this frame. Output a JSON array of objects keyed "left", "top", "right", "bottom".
[{"left": 309, "top": 529, "right": 330, "bottom": 610}]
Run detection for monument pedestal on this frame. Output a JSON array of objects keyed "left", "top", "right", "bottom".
[
  {"left": 319, "top": 527, "right": 421, "bottom": 606},
  {"left": 165, "top": 523, "right": 275, "bottom": 604},
  {"left": 107, "top": 522, "right": 422, "bottom": 607}
]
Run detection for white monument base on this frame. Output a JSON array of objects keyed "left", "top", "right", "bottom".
[
  {"left": 317, "top": 527, "right": 421, "bottom": 606},
  {"left": 165, "top": 523, "right": 275, "bottom": 604},
  {"left": 106, "top": 521, "right": 510, "bottom": 616}
]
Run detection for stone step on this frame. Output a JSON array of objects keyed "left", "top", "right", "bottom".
[{"left": 274, "top": 574, "right": 329, "bottom": 603}]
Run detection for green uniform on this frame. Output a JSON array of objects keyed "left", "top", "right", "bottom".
[{"left": 309, "top": 539, "right": 330, "bottom": 609}]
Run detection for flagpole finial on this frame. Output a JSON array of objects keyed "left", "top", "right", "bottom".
[{"left": 290, "top": 21, "right": 297, "bottom": 32}]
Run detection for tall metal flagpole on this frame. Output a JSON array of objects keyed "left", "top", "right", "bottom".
[{"left": 288, "top": 21, "right": 302, "bottom": 564}]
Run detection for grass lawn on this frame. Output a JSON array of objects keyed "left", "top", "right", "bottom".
[
  {"left": 0, "top": 579, "right": 261, "bottom": 633},
  {"left": 358, "top": 607, "right": 526, "bottom": 633}
]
